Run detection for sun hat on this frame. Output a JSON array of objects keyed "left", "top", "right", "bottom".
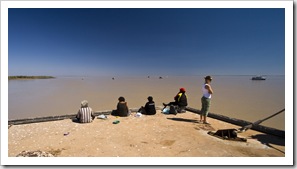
[
  {"left": 81, "top": 100, "right": 88, "bottom": 107},
  {"left": 180, "top": 88, "right": 186, "bottom": 92}
]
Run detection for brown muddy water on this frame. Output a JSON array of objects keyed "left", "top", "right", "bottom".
[{"left": 8, "top": 75, "right": 285, "bottom": 130}]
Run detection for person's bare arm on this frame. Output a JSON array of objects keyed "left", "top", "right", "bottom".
[
  {"left": 126, "top": 102, "right": 129, "bottom": 111},
  {"left": 205, "top": 85, "right": 213, "bottom": 94},
  {"left": 125, "top": 102, "right": 131, "bottom": 115}
]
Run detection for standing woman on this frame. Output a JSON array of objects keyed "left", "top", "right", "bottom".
[{"left": 200, "top": 76, "right": 213, "bottom": 124}]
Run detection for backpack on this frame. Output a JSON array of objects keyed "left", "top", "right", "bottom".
[{"left": 169, "top": 105, "right": 177, "bottom": 115}]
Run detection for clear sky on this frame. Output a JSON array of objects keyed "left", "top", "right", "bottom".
[{"left": 8, "top": 8, "right": 285, "bottom": 76}]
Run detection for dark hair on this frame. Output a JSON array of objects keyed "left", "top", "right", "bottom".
[
  {"left": 147, "top": 96, "right": 153, "bottom": 102},
  {"left": 204, "top": 76, "right": 212, "bottom": 80},
  {"left": 118, "top": 96, "right": 125, "bottom": 102}
]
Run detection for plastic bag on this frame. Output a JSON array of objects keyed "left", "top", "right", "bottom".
[
  {"left": 97, "top": 114, "right": 107, "bottom": 119},
  {"left": 135, "top": 112, "right": 142, "bottom": 117},
  {"left": 162, "top": 107, "right": 170, "bottom": 114}
]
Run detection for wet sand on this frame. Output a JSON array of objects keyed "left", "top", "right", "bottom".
[{"left": 8, "top": 110, "right": 285, "bottom": 157}]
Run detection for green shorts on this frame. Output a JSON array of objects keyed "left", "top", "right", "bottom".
[{"left": 201, "top": 96, "right": 211, "bottom": 116}]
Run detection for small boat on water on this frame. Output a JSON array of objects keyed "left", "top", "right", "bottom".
[{"left": 251, "top": 76, "right": 266, "bottom": 80}]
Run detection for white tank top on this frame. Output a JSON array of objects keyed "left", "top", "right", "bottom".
[{"left": 202, "top": 84, "right": 211, "bottom": 99}]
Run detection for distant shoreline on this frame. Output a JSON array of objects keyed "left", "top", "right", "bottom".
[{"left": 8, "top": 76, "right": 55, "bottom": 80}]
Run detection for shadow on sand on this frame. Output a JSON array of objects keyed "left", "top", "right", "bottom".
[
  {"left": 167, "top": 117, "right": 199, "bottom": 124},
  {"left": 251, "top": 134, "right": 285, "bottom": 154},
  {"left": 71, "top": 118, "right": 80, "bottom": 124}
]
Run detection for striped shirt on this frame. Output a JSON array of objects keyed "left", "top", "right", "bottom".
[{"left": 77, "top": 107, "right": 94, "bottom": 123}]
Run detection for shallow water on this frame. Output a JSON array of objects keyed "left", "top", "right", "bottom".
[{"left": 8, "top": 75, "right": 285, "bottom": 130}]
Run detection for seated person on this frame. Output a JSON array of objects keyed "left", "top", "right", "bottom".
[
  {"left": 138, "top": 96, "right": 156, "bottom": 115},
  {"left": 113, "top": 96, "right": 130, "bottom": 117},
  {"left": 163, "top": 88, "right": 188, "bottom": 113},
  {"left": 76, "top": 100, "right": 95, "bottom": 123}
]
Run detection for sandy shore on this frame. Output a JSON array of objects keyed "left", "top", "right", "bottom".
[{"left": 8, "top": 110, "right": 285, "bottom": 157}]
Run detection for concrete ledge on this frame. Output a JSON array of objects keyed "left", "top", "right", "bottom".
[
  {"left": 8, "top": 106, "right": 284, "bottom": 138},
  {"left": 185, "top": 107, "right": 285, "bottom": 138},
  {"left": 8, "top": 107, "right": 163, "bottom": 126}
]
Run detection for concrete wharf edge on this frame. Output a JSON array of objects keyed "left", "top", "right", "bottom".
[
  {"left": 185, "top": 107, "right": 285, "bottom": 138},
  {"left": 8, "top": 106, "right": 285, "bottom": 138}
]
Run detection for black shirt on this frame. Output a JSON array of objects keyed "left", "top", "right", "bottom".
[
  {"left": 174, "top": 92, "right": 188, "bottom": 107},
  {"left": 144, "top": 101, "right": 156, "bottom": 115}
]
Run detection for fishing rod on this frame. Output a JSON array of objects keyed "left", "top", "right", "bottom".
[{"left": 238, "top": 108, "right": 285, "bottom": 133}]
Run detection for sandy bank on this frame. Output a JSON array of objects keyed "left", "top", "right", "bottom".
[{"left": 8, "top": 110, "right": 285, "bottom": 157}]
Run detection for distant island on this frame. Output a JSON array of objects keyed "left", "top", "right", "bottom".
[{"left": 8, "top": 76, "right": 55, "bottom": 80}]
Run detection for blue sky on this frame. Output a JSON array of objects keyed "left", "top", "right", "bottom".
[{"left": 8, "top": 8, "right": 285, "bottom": 76}]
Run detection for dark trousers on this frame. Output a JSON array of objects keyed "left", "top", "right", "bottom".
[{"left": 163, "top": 102, "right": 186, "bottom": 113}]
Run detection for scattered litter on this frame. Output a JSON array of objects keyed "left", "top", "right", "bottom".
[
  {"left": 113, "top": 120, "right": 120, "bottom": 124},
  {"left": 64, "top": 132, "right": 70, "bottom": 136},
  {"left": 97, "top": 114, "right": 107, "bottom": 119},
  {"left": 135, "top": 112, "right": 142, "bottom": 117},
  {"left": 162, "top": 108, "right": 170, "bottom": 114}
]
